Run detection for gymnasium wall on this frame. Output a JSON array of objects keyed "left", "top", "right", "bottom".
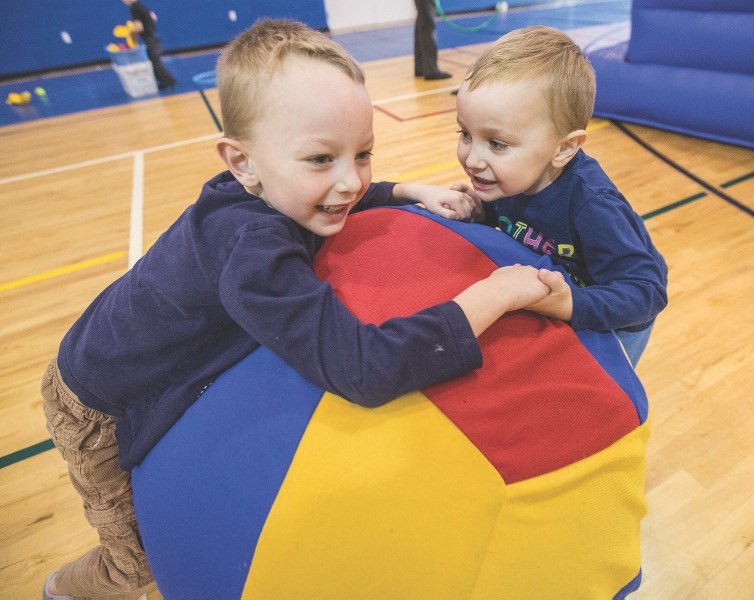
[
  {"left": 0, "top": 0, "right": 328, "bottom": 79},
  {"left": 1, "top": 0, "right": 507, "bottom": 79},
  {"left": 322, "top": 0, "right": 496, "bottom": 33}
]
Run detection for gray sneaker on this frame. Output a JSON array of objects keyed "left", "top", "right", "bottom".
[
  {"left": 42, "top": 573, "right": 72, "bottom": 600},
  {"left": 42, "top": 573, "right": 147, "bottom": 600}
]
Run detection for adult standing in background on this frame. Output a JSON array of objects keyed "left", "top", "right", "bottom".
[
  {"left": 122, "top": 0, "right": 177, "bottom": 90},
  {"left": 414, "top": 0, "right": 452, "bottom": 80}
]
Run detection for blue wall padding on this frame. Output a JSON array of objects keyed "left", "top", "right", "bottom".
[
  {"left": 589, "top": 0, "right": 754, "bottom": 149},
  {"left": 627, "top": 3, "right": 754, "bottom": 75},
  {"left": 0, "top": 0, "right": 327, "bottom": 78}
]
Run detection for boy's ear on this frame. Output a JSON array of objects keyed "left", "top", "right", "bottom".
[
  {"left": 216, "top": 137, "right": 260, "bottom": 189},
  {"left": 552, "top": 129, "right": 587, "bottom": 168}
]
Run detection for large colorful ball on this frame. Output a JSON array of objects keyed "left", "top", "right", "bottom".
[{"left": 133, "top": 206, "right": 648, "bottom": 599}]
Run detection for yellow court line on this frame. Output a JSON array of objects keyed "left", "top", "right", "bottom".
[
  {"left": 2, "top": 120, "right": 612, "bottom": 293},
  {"left": 0, "top": 251, "right": 125, "bottom": 292},
  {"left": 588, "top": 119, "right": 612, "bottom": 131},
  {"left": 4, "top": 157, "right": 457, "bottom": 292}
]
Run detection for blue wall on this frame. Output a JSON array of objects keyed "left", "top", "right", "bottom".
[{"left": 0, "top": 0, "right": 327, "bottom": 79}]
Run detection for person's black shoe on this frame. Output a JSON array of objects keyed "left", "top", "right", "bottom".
[
  {"left": 424, "top": 71, "right": 452, "bottom": 81},
  {"left": 158, "top": 80, "right": 177, "bottom": 91}
]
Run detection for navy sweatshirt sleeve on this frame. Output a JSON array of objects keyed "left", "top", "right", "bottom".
[
  {"left": 489, "top": 152, "right": 667, "bottom": 333},
  {"left": 568, "top": 191, "right": 668, "bottom": 332},
  {"left": 58, "top": 173, "right": 483, "bottom": 468},
  {"left": 216, "top": 218, "right": 481, "bottom": 407},
  {"left": 354, "top": 181, "right": 400, "bottom": 209}
]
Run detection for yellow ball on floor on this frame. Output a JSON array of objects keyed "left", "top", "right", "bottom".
[{"left": 6, "top": 91, "right": 31, "bottom": 106}]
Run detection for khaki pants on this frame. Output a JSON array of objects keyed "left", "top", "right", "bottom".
[{"left": 41, "top": 358, "right": 154, "bottom": 599}]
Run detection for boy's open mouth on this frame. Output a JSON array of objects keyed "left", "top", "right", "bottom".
[
  {"left": 471, "top": 175, "right": 497, "bottom": 187},
  {"left": 317, "top": 204, "right": 349, "bottom": 215},
  {"left": 471, "top": 175, "right": 497, "bottom": 189}
]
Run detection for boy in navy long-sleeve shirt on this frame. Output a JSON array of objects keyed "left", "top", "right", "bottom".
[
  {"left": 454, "top": 26, "right": 667, "bottom": 366},
  {"left": 42, "top": 19, "right": 551, "bottom": 600}
]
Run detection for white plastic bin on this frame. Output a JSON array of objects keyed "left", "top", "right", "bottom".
[{"left": 107, "top": 46, "right": 158, "bottom": 98}]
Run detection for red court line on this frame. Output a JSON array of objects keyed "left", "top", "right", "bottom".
[
  {"left": 373, "top": 104, "right": 456, "bottom": 123},
  {"left": 451, "top": 47, "right": 488, "bottom": 58},
  {"left": 440, "top": 56, "right": 476, "bottom": 69}
]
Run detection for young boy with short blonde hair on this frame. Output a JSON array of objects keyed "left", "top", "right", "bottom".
[
  {"left": 43, "top": 19, "right": 550, "bottom": 599},
  {"left": 455, "top": 25, "right": 667, "bottom": 365}
]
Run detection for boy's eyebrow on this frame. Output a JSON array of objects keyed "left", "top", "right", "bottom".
[
  {"left": 295, "top": 133, "right": 375, "bottom": 150},
  {"left": 456, "top": 114, "right": 513, "bottom": 140},
  {"left": 477, "top": 125, "right": 517, "bottom": 142}
]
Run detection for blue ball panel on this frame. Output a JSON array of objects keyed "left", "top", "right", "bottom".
[{"left": 132, "top": 347, "right": 323, "bottom": 599}]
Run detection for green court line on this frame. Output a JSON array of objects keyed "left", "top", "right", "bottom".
[
  {"left": 641, "top": 169, "right": 754, "bottom": 220},
  {"left": 0, "top": 438, "right": 55, "bottom": 469},
  {"left": 721, "top": 171, "right": 754, "bottom": 188},
  {"left": 198, "top": 88, "right": 223, "bottom": 132},
  {"left": 2, "top": 171, "right": 750, "bottom": 470},
  {"left": 642, "top": 191, "right": 707, "bottom": 220},
  {"left": 613, "top": 120, "right": 754, "bottom": 218}
]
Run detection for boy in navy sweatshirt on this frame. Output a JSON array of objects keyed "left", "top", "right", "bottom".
[
  {"left": 454, "top": 26, "right": 668, "bottom": 366},
  {"left": 42, "top": 19, "right": 551, "bottom": 599}
]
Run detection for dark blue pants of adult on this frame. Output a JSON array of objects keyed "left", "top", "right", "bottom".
[
  {"left": 414, "top": 0, "right": 441, "bottom": 77},
  {"left": 142, "top": 34, "right": 176, "bottom": 89}
]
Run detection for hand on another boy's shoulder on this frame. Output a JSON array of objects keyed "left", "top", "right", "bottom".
[
  {"left": 394, "top": 182, "right": 480, "bottom": 221},
  {"left": 449, "top": 181, "right": 484, "bottom": 222}
]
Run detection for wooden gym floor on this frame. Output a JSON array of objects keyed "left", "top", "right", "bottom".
[{"left": 1, "top": 18, "right": 754, "bottom": 600}]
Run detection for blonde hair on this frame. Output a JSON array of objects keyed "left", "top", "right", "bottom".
[
  {"left": 216, "top": 19, "right": 365, "bottom": 141},
  {"left": 465, "top": 26, "right": 596, "bottom": 135}
]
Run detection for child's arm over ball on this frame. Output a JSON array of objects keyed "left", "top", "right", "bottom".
[{"left": 393, "top": 182, "right": 479, "bottom": 221}]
